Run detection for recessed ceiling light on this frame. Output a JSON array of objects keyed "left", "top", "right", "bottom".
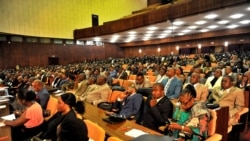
[
  {"left": 227, "top": 24, "right": 238, "bottom": 29},
  {"left": 177, "top": 33, "right": 185, "bottom": 36},
  {"left": 158, "top": 36, "right": 166, "bottom": 39},
  {"left": 239, "top": 20, "right": 250, "bottom": 24},
  {"left": 147, "top": 26, "right": 158, "bottom": 30},
  {"left": 195, "top": 21, "right": 207, "bottom": 25},
  {"left": 208, "top": 25, "right": 218, "bottom": 29},
  {"left": 217, "top": 20, "right": 229, "bottom": 24},
  {"left": 173, "top": 21, "right": 184, "bottom": 25},
  {"left": 110, "top": 35, "right": 120, "bottom": 43},
  {"left": 200, "top": 29, "right": 209, "bottom": 32},
  {"left": 230, "top": 13, "right": 244, "bottom": 19},
  {"left": 205, "top": 14, "right": 218, "bottom": 19},
  {"left": 142, "top": 37, "right": 150, "bottom": 41},
  {"left": 124, "top": 37, "right": 135, "bottom": 42},
  {"left": 128, "top": 34, "right": 137, "bottom": 37},
  {"left": 93, "top": 37, "right": 101, "bottom": 41},
  {"left": 247, "top": 7, "right": 250, "bottom": 11},
  {"left": 128, "top": 31, "right": 136, "bottom": 34},
  {"left": 188, "top": 26, "right": 198, "bottom": 29},
  {"left": 181, "top": 29, "right": 191, "bottom": 33},
  {"left": 167, "top": 26, "right": 178, "bottom": 30},
  {"left": 146, "top": 30, "right": 155, "bottom": 34},
  {"left": 144, "top": 34, "right": 152, "bottom": 37},
  {"left": 163, "top": 30, "right": 172, "bottom": 33}
]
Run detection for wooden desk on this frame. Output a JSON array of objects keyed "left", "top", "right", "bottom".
[
  {"left": 84, "top": 103, "right": 162, "bottom": 140},
  {"left": 0, "top": 101, "right": 11, "bottom": 141},
  {"left": 215, "top": 106, "right": 229, "bottom": 141}
]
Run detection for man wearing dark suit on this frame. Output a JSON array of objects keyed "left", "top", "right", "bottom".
[
  {"left": 107, "top": 83, "right": 143, "bottom": 119},
  {"left": 142, "top": 83, "right": 173, "bottom": 132},
  {"left": 161, "top": 67, "right": 182, "bottom": 99}
]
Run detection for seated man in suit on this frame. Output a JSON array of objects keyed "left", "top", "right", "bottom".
[
  {"left": 135, "top": 72, "right": 152, "bottom": 89},
  {"left": 74, "top": 73, "right": 88, "bottom": 96},
  {"left": 208, "top": 75, "right": 245, "bottom": 127},
  {"left": 184, "top": 72, "right": 208, "bottom": 102},
  {"left": 161, "top": 67, "right": 182, "bottom": 99},
  {"left": 106, "top": 83, "right": 143, "bottom": 119},
  {"left": 84, "top": 75, "right": 112, "bottom": 105},
  {"left": 224, "top": 66, "right": 237, "bottom": 85},
  {"left": 32, "top": 79, "right": 50, "bottom": 109},
  {"left": 142, "top": 83, "right": 173, "bottom": 132},
  {"left": 205, "top": 68, "right": 223, "bottom": 91}
]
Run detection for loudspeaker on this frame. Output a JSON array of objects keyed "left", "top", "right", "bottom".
[{"left": 92, "top": 14, "right": 99, "bottom": 27}]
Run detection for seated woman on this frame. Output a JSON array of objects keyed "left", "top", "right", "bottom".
[
  {"left": 3, "top": 90, "right": 44, "bottom": 141},
  {"left": 160, "top": 84, "right": 210, "bottom": 141},
  {"left": 39, "top": 92, "right": 88, "bottom": 141}
]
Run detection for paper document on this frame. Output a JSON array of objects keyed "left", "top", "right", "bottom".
[
  {"left": 125, "top": 128, "right": 148, "bottom": 138},
  {"left": 1, "top": 114, "right": 16, "bottom": 120}
]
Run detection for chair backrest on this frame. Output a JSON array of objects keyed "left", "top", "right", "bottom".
[
  {"left": 107, "top": 136, "right": 123, "bottom": 141},
  {"left": 208, "top": 110, "right": 217, "bottom": 136},
  {"left": 108, "top": 91, "right": 123, "bottom": 103},
  {"left": 45, "top": 96, "right": 58, "bottom": 121},
  {"left": 128, "top": 75, "right": 136, "bottom": 80},
  {"left": 84, "top": 119, "right": 105, "bottom": 141},
  {"left": 122, "top": 80, "right": 134, "bottom": 90}
]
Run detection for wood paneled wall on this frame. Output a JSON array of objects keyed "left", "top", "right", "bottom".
[
  {"left": 0, "top": 42, "right": 123, "bottom": 69},
  {"left": 123, "top": 33, "right": 250, "bottom": 57}
]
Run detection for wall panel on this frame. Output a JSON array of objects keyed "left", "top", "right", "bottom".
[{"left": 0, "top": 42, "right": 123, "bottom": 69}]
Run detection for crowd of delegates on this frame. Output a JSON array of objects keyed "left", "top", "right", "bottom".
[{"left": 0, "top": 51, "right": 250, "bottom": 140}]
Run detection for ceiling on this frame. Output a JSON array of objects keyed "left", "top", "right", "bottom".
[{"left": 79, "top": 3, "right": 250, "bottom": 44}]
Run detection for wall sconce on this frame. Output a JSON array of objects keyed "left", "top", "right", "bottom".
[
  {"left": 157, "top": 47, "right": 161, "bottom": 52},
  {"left": 176, "top": 46, "right": 179, "bottom": 50},
  {"left": 224, "top": 41, "right": 228, "bottom": 47},
  {"left": 198, "top": 44, "right": 202, "bottom": 49},
  {"left": 139, "top": 48, "right": 142, "bottom": 54}
]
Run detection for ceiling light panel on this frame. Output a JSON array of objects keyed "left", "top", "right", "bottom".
[
  {"left": 207, "top": 25, "right": 218, "bottom": 29},
  {"left": 239, "top": 20, "right": 250, "bottom": 24},
  {"left": 230, "top": 13, "right": 244, "bottom": 19},
  {"left": 227, "top": 24, "right": 238, "bottom": 29},
  {"left": 173, "top": 21, "right": 185, "bottom": 25},
  {"left": 188, "top": 26, "right": 198, "bottom": 29},
  {"left": 217, "top": 20, "right": 230, "bottom": 24},
  {"left": 205, "top": 14, "right": 218, "bottom": 19},
  {"left": 195, "top": 20, "right": 207, "bottom": 25},
  {"left": 147, "top": 26, "right": 158, "bottom": 30}
]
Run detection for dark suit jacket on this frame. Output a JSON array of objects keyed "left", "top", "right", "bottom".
[
  {"left": 142, "top": 95, "right": 173, "bottom": 132},
  {"left": 161, "top": 77, "right": 183, "bottom": 99},
  {"left": 113, "top": 93, "right": 143, "bottom": 119}
]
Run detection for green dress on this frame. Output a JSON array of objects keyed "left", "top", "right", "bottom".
[{"left": 171, "top": 102, "right": 210, "bottom": 141}]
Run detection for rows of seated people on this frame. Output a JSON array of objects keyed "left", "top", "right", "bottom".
[{"left": 0, "top": 51, "right": 250, "bottom": 140}]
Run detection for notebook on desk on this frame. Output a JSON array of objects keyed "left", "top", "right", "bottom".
[{"left": 102, "top": 114, "right": 126, "bottom": 124}]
